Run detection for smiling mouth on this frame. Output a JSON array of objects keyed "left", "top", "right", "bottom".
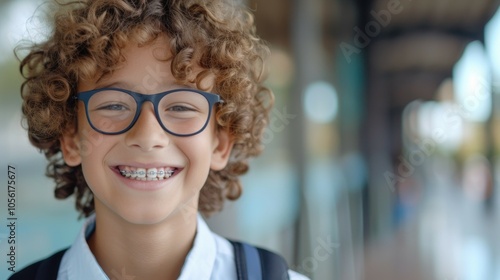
[{"left": 116, "top": 166, "right": 178, "bottom": 181}]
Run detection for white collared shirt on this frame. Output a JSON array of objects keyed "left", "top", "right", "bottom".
[{"left": 57, "top": 214, "right": 309, "bottom": 280}]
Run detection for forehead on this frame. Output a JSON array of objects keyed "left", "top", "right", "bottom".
[{"left": 77, "top": 35, "right": 215, "bottom": 93}]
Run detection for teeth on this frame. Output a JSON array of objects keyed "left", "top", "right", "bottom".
[
  {"left": 158, "top": 169, "right": 165, "bottom": 179},
  {"left": 147, "top": 168, "right": 157, "bottom": 178},
  {"left": 137, "top": 168, "right": 146, "bottom": 178},
  {"left": 118, "top": 166, "right": 176, "bottom": 181}
]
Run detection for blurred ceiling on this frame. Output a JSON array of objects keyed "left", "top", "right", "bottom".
[
  {"left": 252, "top": 0, "right": 500, "bottom": 106},
  {"left": 372, "top": 0, "right": 498, "bottom": 34},
  {"left": 358, "top": 0, "right": 500, "bottom": 106}
]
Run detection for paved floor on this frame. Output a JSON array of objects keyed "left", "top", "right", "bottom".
[{"left": 361, "top": 173, "right": 499, "bottom": 280}]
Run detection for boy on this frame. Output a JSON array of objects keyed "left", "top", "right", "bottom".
[{"left": 11, "top": 0, "right": 308, "bottom": 279}]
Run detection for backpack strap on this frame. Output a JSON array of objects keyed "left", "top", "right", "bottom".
[
  {"left": 8, "top": 248, "right": 67, "bottom": 280},
  {"left": 229, "top": 240, "right": 290, "bottom": 280}
]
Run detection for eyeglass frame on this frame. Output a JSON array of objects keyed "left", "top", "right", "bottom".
[{"left": 74, "top": 87, "right": 224, "bottom": 137}]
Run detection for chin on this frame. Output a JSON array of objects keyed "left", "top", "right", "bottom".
[{"left": 111, "top": 203, "right": 180, "bottom": 226}]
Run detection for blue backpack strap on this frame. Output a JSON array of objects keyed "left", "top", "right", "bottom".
[
  {"left": 8, "top": 248, "right": 67, "bottom": 280},
  {"left": 229, "top": 240, "right": 290, "bottom": 280}
]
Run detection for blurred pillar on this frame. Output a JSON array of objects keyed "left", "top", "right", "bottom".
[
  {"left": 290, "top": 0, "right": 345, "bottom": 278},
  {"left": 290, "top": 0, "right": 319, "bottom": 276}
]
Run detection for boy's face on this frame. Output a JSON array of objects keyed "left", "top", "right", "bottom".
[{"left": 60, "top": 35, "right": 233, "bottom": 225}]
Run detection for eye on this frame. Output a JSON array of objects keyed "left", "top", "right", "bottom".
[
  {"left": 96, "top": 104, "right": 130, "bottom": 111},
  {"left": 167, "top": 105, "right": 196, "bottom": 112}
]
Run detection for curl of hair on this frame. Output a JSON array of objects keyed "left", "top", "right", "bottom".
[{"left": 18, "top": 0, "right": 273, "bottom": 217}]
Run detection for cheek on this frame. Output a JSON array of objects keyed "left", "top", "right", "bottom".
[
  {"left": 76, "top": 130, "right": 105, "bottom": 159},
  {"left": 75, "top": 107, "right": 108, "bottom": 158},
  {"left": 179, "top": 119, "right": 218, "bottom": 163},
  {"left": 179, "top": 137, "right": 213, "bottom": 163},
  {"left": 175, "top": 133, "right": 216, "bottom": 181}
]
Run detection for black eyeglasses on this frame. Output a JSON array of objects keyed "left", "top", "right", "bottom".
[{"left": 74, "top": 88, "right": 223, "bottom": 136}]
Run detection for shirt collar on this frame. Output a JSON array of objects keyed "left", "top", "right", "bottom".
[
  {"left": 178, "top": 214, "right": 217, "bottom": 280},
  {"left": 58, "top": 214, "right": 107, "bottom": 279},
  {"left": 59, "top": 213, "right": 217, "bottom": 280}
]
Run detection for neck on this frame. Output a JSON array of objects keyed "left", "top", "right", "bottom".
[{"left": 88, "top": 203, "right": 198, "bottom": 280}]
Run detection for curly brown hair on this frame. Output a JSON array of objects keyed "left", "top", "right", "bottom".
[{"left": 18, "top": 0, "right": 273, "bottom": 217}]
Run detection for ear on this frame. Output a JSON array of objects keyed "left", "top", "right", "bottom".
[
  {"left": 60, "top": 129, "right": 82, "bottom": 167},
  {"left": 210, "top": 128, "right": 234, "bottom": 171}
]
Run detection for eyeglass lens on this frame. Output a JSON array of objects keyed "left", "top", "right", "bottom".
[{"left": 87, "top": 89, "right": 210, "bottom": 135}]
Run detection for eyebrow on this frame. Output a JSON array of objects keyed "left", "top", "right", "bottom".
[
  {"left": 95, "top": 80, "right": 199, "bottom": 92},
  {"left": 96, "top": 81, "right": 132, "bottom": 89}
]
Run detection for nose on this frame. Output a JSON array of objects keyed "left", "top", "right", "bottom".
[{"left": 124, "top": 102, "right": 169, "bottom": 151}]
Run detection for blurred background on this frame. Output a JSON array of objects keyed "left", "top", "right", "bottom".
[{"left": 2, "top": 0, "right": 500, "bottom": 279}]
